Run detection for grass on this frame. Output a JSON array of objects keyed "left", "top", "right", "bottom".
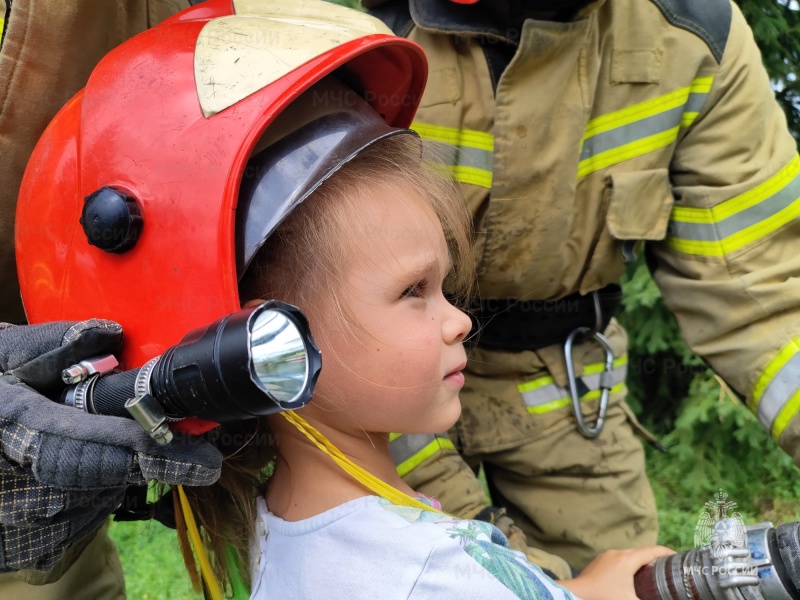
[{"left": 108, "top": 519, "right": 201, "bottom": 600}]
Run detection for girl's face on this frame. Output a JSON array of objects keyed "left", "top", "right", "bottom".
[{"left": 308, "top": 182, "right": 472, "bottom": 437}]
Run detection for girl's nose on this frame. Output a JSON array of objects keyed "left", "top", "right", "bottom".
[{"left": 443, "top": 300, "right": 472, "bottom": 344}]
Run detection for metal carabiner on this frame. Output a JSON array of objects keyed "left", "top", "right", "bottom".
[{"left": 564, "top": 326, "right": 615, "bottom": 439}]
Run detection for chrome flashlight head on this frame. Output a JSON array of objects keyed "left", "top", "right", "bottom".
[{"left": 247, "top": 301, "right": 319, "bottom": 411}]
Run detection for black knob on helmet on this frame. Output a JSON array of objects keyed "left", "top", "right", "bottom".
[{"left": 80, "top": 186, "right": 143, "bottom": 253}]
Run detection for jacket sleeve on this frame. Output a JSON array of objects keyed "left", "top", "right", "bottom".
[{"left": 649, "top": 3, "right": 800, "bottom": 460}]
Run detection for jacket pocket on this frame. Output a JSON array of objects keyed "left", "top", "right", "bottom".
[
  {"left": 610, "top": 49, "right": 663, "bottom": 85},
  {"left": 580, "top": 169, "right": 674, "bottom": 293},
  {"left": 606, "top": 169, "right": 674, "bottom": 241},
  {"left": 409, "top": 32, "right": 463, "bottom": 108},
  {"left": 418, "top": 64, "right": 461, "bottom": 108}
]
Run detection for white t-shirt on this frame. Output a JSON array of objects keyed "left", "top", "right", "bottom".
[{"left": 250, "top": 495, "right": 577, "bottom": 600}]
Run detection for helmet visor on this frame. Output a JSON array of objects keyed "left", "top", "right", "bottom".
[{"left": 236, "top": 77, "right": 418, "bottom": 277}]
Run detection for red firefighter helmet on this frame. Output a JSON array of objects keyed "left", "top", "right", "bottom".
[{"left": 16, "top": 0, "right": 427, "bottom": 370}]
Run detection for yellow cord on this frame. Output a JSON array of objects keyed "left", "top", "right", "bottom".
[
  {"left": 281, "top": 411, "right": 443, "bottom": 514},
  {"left": 173, "top": 412, "right": 440, "bottom": 600},
  {"left": 177, "top": 484, "right": 224, "bottom": 600}
]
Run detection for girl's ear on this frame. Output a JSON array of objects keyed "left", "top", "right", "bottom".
[{"left": 242, "top": 298, "right": 266, "bottom": 309}]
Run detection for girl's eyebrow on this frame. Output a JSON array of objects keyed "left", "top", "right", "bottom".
[{"left": 401, "top": 256, "right": 453, "bottom": 281}]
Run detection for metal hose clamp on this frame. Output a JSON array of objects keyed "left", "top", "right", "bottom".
[
  {"left": 63, "top": 374, "right": 100, "bottom": 413},
  {"left": 62, "top": 354, "right": 120, "bottom": 413},
  {"left": 124, "top": 357, "right": 173, "bottom": 445},
  {"left": 564, "top": 326, "right": 615, "bottom": 438}
]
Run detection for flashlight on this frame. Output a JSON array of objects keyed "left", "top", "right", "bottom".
[{"left": 61, "top": 301, "right": 322, "bottom": 444}]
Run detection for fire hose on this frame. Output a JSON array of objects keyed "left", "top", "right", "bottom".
[{"left": 634, "top": 519, "right": 800, "bottom": 600}]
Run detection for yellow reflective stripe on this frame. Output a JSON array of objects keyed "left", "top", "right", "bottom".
[
  {"left": 517, "top": 356, "right": 627, "bottom": 415},
  {"left": 411, "top": 122, "right": 494, "bottom": 152},
  {"left": 526, "top": 383, "right": 626, "bottom": 415},
  {"left": 448, "top": 165, "right": 493, "bottom": 189},
  {"left": 388, "top": 432, "right": 402, "bottom": 442},
  {"left": 414, "top": 122, "right": 494, "bottom": 189},
  {"left": 583, "top": 355, "right": 628, "bottom": 376},
  {"left": 585, "top": 88, "right": 688, "bottom": 139},
  {"left": 517, "top": 357, "right": 627, "bottom": 394},
  {"left": 579, "top": 77, "right": 711, "bottom": 179},
  {"left": 394, "top": 436, "right": 455, "bottom": 478},
  {"left": 668, "top": 156, "right": 800, "bottom": 257},
  {"left": 0, "top": 18, "right": 4, "bottom": 42},
  {"left": 518, "top": 375, "right": 555, "bottom": 394},
  {"left": 674, "top": 156, "right": 800, "bottom": 223},
  {"left": 582, "top": 77, "right": 711, "bottom": 139},
  {"left": 772, "top": 387, "right": 800, "bottom": 440},
  {"left": 578, "top": 127, "right": 679, "bottom": 179},
  {"left": 528, "top": 397, "right": 571, "bottom": 415},
  {"left": 664, "top": 238, "right": 716, "bottom": 255},
  {"left": 752, "top": 339, "right": 800, "bottom": 410},
  {"left": 425, "top": 162, "right": 493, "bottom": 189},
  {"left": 681, "top": 112, "right": 699, "bottom": 128},
  {"left": 670, "top": 208, "right": 716, "bottom": 225},
  {"left": 749, "top": 339, "right": 800, "bottom": 439},
  {"left": 690, "top": 77, "right": 714, "bottom": 94}
]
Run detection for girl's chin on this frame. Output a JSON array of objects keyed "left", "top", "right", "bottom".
[{"left": 421, "top": 402, "right": 462, "bottom": 434}]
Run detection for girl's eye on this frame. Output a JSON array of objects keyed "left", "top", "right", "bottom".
[{"left": 401, "top": 280, "right": 427, "bottom": 299}]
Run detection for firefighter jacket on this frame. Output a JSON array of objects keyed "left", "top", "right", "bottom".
[
  {"left": 371, "top": 0, "right": 800, "bottom": 461},
  {"left": 0, "top": 0, "right": 188, "bottom": 323}
]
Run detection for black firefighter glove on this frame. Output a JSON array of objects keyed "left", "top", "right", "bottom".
[{"left": 0, "top": 319, "right": 222, "bottom": 580}]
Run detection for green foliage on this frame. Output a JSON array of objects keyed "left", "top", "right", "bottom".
[
  {"left": 735, "top": 0, "right": 800, "bottom": 139},
  {"left": 620, "top": 251, "right": 800, "bottom": 549}
]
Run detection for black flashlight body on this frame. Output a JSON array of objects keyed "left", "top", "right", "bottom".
[
  {"left": 63, "top": 301, "right": 321, "bottom": 429},
  {"left": 152, "top": 309, "right": 267, "bottom": 422},
  {"left": 89, "top": 369, "right": 141, "bottom": 418}
]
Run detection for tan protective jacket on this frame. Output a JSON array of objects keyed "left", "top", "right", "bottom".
[
  {"left": 0, "top": 0, "right": 188, "bottom": 323},
  {"left": 374, "top": 0, "right": 800, "bottom": 459}
]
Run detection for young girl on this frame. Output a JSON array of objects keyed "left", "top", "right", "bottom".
[{"left": 185, "top": 134, "right": 671, "bottom": 599}]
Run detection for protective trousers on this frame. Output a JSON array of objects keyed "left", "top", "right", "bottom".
[{"left": 0, "top": 523, "right": 124, "bottom": 598}]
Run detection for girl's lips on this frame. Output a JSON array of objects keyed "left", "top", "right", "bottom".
[{"left": 443, "top": 370, "right": 465, "bottom": 387}]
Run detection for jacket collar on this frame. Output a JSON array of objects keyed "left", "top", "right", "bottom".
[{"left": 408, "top": 0, "right": 605, "bottom": 43}]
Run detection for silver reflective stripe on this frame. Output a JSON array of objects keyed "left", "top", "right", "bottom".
[
  {"left": 578, "top": 79, "right": 712, "bottom": 179},
  {"left": 669, "top": 173, "right": 800, "bottom": 243},
  {"left": 422, "top": 139, "right": 494, "bottom": 173},
  {"left": 520, "top": 363, "right": 628, "bottom": 410},
  {"left": 685, "top": 91, "right": 709, "bottom": 114},
  {"left": 390, "top": 433, "right": 445, "bottom": 466},
  {"left": 580, "top": 105, "right": 684, "bottom": 162},
  {"left": 522, "top": 383, "right": 568, "bottom": 406},
  {"left": 756, "top": 353, "right": 800, "bottom": 432}
]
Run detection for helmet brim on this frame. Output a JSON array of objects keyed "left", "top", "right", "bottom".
[{"left": 236, "top": 77, "right": 418, "bottom": 277}]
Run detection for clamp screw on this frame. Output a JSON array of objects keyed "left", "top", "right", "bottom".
[
  {"left": 61, "top": 355, "right": 119, "bottom": 384},
  {"left": 62, "top": 364, "right": 89, "bottom": 385}
]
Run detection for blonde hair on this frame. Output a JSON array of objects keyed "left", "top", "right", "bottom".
[{"left": 180, "top": 135, "right": 474, "bottom": 593}]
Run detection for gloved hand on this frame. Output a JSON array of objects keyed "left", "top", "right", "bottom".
[{"left": 0, "top": 319, "right": 222, "bottom": 576}]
